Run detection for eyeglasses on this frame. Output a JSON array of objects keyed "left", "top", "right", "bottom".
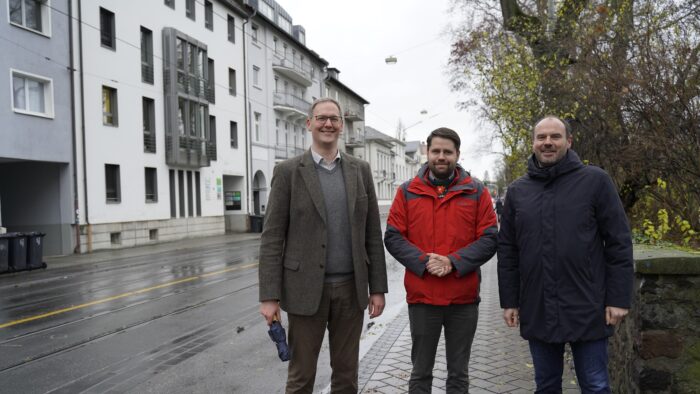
[{"left": 314, "top": 115, "right": 342, "bottom": 125}]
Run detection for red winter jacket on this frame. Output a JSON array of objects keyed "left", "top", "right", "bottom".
[{"left": 384, "top": 165, "right": 498, "bottom": 305}]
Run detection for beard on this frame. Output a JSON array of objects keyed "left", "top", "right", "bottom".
[{"left": 429, "top": 162, "right": 455, "bottom": 179}]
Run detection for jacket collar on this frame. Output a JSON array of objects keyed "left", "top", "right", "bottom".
[
  {"left": 410, "top": 163, "right": 476, "bottom": 198},
  {"left": 527, "top": 149, "right": 584, "bottom": 181},
  {"left": 298, "top": 150, "right": 358, "bottom": 224}
]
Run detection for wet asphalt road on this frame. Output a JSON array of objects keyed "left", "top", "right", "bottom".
[{"left": 0, "top": 236, "right": 318, "bottom": 394}]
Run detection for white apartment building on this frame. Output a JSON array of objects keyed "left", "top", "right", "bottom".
[
  {"left": 324, "top": 67, "right": 368, "bottom": 160},
  {"left": 71, "top": 0, "right": 250, "bottom": 252},
  {"left": 364, "top": 126, "right": 401, "bottom": 200},
  {"left": 404, "top": 140, "right": 423, "bottom": 179},
  {"left": 244, "top": 0, "right": 328, "bottom": 215}
]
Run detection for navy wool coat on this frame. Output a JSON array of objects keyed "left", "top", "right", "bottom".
[{"left": 497, "top": 150, "right": 633, "bottom": 343}]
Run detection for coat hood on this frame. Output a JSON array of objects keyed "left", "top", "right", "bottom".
[{"left": 527, "top": 149, "right": 584, "bottom": 180}]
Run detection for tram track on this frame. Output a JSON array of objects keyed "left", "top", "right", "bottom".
[{"left": 0, "top": 277, "right": 258, "bottom": 373}]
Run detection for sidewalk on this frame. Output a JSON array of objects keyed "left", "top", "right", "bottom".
[
  {"left": 43, "top": 232, "right": 262, "bottom": 269},
  {"left": 358, "top": 260, "right": 579, "bottom": 393}
]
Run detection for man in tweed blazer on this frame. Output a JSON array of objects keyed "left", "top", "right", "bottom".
[{"left": 259, "top": 97, "right": 388, "bottom": 394}]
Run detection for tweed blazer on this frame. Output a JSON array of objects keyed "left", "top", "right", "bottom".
[{"left": 258, "top": 150, "right": 388, "bottom": 316}]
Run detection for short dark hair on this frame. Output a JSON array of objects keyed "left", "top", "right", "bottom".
[
  {"left": 427, "top": 127, "right": 461, "bottom": 150},
  {"left": 534, "top": 116, "right": 572, "bottom": 138},
  {"left": 308, "top": 97, "right": 343, "bottom": 119}
]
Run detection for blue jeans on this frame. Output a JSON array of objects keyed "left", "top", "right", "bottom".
[{"left": 528, "top": 338, "right": 611, "bottom": 394}]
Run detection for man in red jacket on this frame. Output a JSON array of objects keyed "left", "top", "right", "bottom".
[{"left": 385, "top": 127, "right": 498, "bottom": 393}]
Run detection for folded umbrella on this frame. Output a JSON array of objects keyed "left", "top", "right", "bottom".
[{"left": 268, "top": 317, "right": 290, "bottom": 362}]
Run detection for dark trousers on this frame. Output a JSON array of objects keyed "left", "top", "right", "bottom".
[
  {"left": 286, "top": 280, "right": 363, "bottom": 394},
  {"left": 528, "top": 338, "right": 611, "bottom": 394},
  {"left": 408, "top": 303, "right": 479, "bottom": 394}
]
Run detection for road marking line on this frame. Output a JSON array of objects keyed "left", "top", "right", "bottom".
[{"left": 0, "top": 262, "right": 258, "bottom": 329}]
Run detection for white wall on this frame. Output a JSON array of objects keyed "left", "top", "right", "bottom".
[{"left": 76, "top": 0, "right": 247, "bottom": 225}]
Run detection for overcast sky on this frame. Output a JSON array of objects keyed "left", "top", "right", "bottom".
[{"left": 280, "top": 0, "right": 499, "bottom": 180}]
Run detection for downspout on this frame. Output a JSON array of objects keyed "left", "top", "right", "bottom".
[
  {"left": 242, "top": 8, "right": 256, "bottom": 223},
  {"left": 78, "top": 0, "right": 91, "bottom": 252},
  {"left": 68, "top": 0, "right": 80, "bottom": 253}
]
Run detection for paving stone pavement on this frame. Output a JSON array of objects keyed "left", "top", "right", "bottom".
[{"left": 358, "top": 259, "right": 580, "bottom": 393}]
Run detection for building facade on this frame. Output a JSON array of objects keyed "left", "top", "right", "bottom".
[
  {"left": 1, "top": 0, "right": 378, "bottom": 255},
  {"left": 364, "top": 126, "right": 401, "bottom": 201},
  {"left": 71, "top": 0, "right": 249, "bottom": 252},
  {"left": 244, "top": 0, "right": 328, "bottom": 215},
  {"left": 324, "top": 67, "right": 368, "bottom": 160},
  {"left": 0, "top": 0, "right": 75, "bottom": 256},
  {"left": 404, "top": 140, "right": 423, "bottom": 179}
]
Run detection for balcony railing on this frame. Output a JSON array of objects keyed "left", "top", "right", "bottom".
[
  {"left": 273, "top": 92, "right": 311, "bottom": 117},
  {"left": 344, "top": 105, "right": 363, "bottom": 121},
  {"left": 345, "top": 133, "right": 365, "bottom": 147},
  {"left": 272, "top": 57, "right": 312, "bottom": 86},
  {"left": 275, "top": 145, "right": 306, "bottom": 159},
  {"left": 166, "top": 70, "right": 210, "bottom": 102}
]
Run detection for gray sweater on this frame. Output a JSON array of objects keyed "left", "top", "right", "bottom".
[{"left": 315, "top": 162, "right": 354, "bottom": 283}]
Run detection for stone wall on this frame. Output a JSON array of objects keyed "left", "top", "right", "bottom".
[
  {"left": 77, "top": 216, "right": 225, "bottom": 253},
  {"left": 610, "top": 248, "right": 700, "bottom": 393}
]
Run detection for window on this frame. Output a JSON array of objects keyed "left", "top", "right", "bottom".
[
  {"left": 186, "top": 0, "right": 195, "bottom": 20},
  {"left": 204, "top": 1, "right": 213, "bottom": 30},
  {"left": 298, "top": 30, "right": 306, "bottom": 45},
  {"left": 99, "top": 7, "right": 115, "bottom": 49},
  {"left": 278, "top": 16, "right": 291, "bottom": 34},
  {"left": 111, "top": 232, "right": 121, "bottom": 245},
  {"left": 105, "top": 164, "right": 121, "bottom": 203},
  {"left": 228, "top": 68, "right": 236, "bottom": 96},
  {"left": 259, "top": 1, "right": 274, "bottom": 20},
  {"left": 284, "top": 121, "right": 289, "bottom": 146},
  {"left": 142, "top": 97, "right": 155, "bottom": 152},
  {"left": 227, "top": 15, "right": 235, "bottom": 43},
  {"left": 140, "top": 27, "right": 154, "bottom": 84},
  {"left": 209, "top": 115, "right": 217, "bottom": 161},
  {"left": 11, "top": 70, "right": 53, "bottom": 118},
  {"left": 273, "top": 37, "right": 278, "bottom": 53},
  {"left": 207, "top": 58, "right": 215, "bottom": 103},
  {"left": 254, "top": 112, "right": 261, "bottom": 141},
  {"left": 164, "top": 0, "right": 174, "bottom": 9},
  {"left": 145, "top": 167, "right": 158, "bottom": 202},
  {"left": 251, "top": 24, "right": 258, "bottom": 42},
  {"left": 102, "top": 86, "right": 118, "bottom": 126},
  {"left": 253, "top": 66, "right": 260, "bottom": 87},
  {"left": 230, "top": 121, "right": 238, "bottom": 148},
  {"left": 275, "top": 119, "right": 280, "bottom": 145},
  {"left": 9, "top": 0, "right": 50, "bottom": 35}
]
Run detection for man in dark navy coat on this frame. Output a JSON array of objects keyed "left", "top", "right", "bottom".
[{"left": 497, "top": 116, "right": 633, "bottom": 393}]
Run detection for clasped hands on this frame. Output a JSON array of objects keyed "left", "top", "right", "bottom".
[{"left": 425, "top": 253, "right": 453, "bottom": 277}]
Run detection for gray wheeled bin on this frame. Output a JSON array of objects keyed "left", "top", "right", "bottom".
[
  {"left": 0, "top": 234, "right": 10, "bottom": 273},
  {"left": 250, "top": 215, "right": 264, "bottom": 233},
  {"left": 26, "top": 232, "right": 47, "bottom": 269},
  {"left": 8, "top": 233, "right": 27, "bottom": 271}
]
